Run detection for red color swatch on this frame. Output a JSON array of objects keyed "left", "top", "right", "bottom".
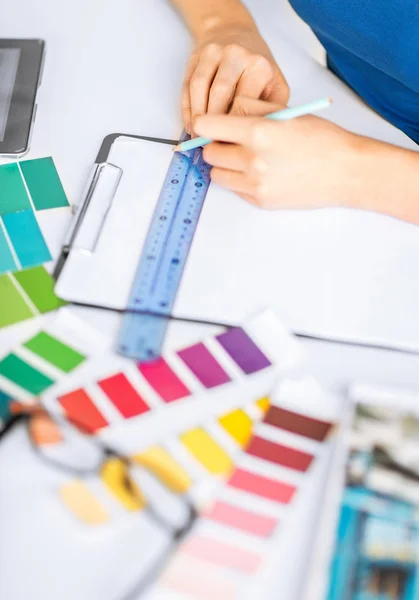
[
  {"left": 246, "top": 435, "right": 314, "bottom": 472},
  {"left": 98, "top": 373, "right": 149, "bottom": 418},
  {"left": 58, "top": 389, "right": 108, "bottom": 433},
  {"left": 205, "top": 500, "right": 277, "bottom": 538},
  {"left": 138, "top": 358, "right": 190, "bottom": 403},
  {"left": 228, "top": 468, "right": 296, "bottom": 504},
  {"left": 264, "top": 406, "right": 333, "bottom": 441}
]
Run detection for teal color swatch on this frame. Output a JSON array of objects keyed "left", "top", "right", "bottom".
[
  {"left": 20, "top": 157, "right": 69, "bottom": 211},
  {"left": 0, "top": 389, "right": 12, "bottom": 421},
  {"left": 0, "top": 163, "right": 31, "bottom": 215},
  {"left": 2, "top": 210, "right": 51, "bottom": 269},
  {"left": 0, "top": 353, "right": 54, "bottom": 394},
  {"left": 0, "top": 226, "right": 17, "bottom": 273}
]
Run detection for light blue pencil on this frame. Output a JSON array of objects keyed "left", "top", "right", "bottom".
[{"left": 174, "top": 96, "right": 332, "bottom": 153}]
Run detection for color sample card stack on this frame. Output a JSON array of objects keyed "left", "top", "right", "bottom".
[
  {"left": 0, "top": 157, "right": 69, "bottom": 274},
  {"left": 55, "top": 397, "right": 270, "bottom": 525},
  {"left": 42, "top": 311, "right": 303, "bottom": 446},
  {"left": 149, "top": 377, "right": 338, "bottom": 600}
]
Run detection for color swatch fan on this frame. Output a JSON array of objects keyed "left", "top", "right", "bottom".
[{"left": 0, "top": 158, "right": 69, "bottom": 275}]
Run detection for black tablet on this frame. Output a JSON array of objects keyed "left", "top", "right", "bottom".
[{"left": 0, "top": 39, "right": 45, "bottom": 157}]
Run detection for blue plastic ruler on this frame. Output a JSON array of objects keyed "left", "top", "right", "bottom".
[{"left": 118, "top": 145, "right": 211, "bottom": 361}]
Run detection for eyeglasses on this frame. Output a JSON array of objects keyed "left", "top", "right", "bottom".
[{"left": 0, "top": 402, "right": 197, "bottom": 599}]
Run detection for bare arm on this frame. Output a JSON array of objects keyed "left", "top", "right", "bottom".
[{"left": 170, "top": 0, "right": 255, "bottom": 40}]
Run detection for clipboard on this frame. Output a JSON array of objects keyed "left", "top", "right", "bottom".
[
  {"left": 54, "top": 133, "right": 179, "bottom": 309},
  {"left": 55, "top": 121, "right": 419, "bottom": 355}
]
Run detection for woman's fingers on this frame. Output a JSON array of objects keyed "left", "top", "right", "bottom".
[
  {"left": 194, "top": 113, "right": 260, "bottom": 145},
  {"left": 230, "top": 96, "right": 285, "bottom": 117},
  {"left": 203, "top": 142, "right": 248, "bottom": 172},
  {"left": 235, "top": 55, "right": 274, "bottom": 101},
  {"left": 207, "top": 49, "right": 247, "bottom": 115},
  {"left": 210, "top": 167, "right": 251, "bottom": 195},
  {"left": 182, "top": 54, "right": 200, "bottom": 133},
  {"left": 187, "top": 45, "right": 223, "bottom": 129}
]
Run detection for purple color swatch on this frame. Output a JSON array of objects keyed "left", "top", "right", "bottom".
[
  {"left": 177, "top": 343, "right": 231, "bottom": 388},
  {"left": 216, "top": 328, "right": 271, "bottom": 374}
]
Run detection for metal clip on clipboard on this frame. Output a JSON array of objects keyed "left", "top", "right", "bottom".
[{"left": 54, "top": 162, "right": 122, "bottom": 277}]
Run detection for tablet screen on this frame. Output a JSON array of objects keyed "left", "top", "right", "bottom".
[
  {"left": 0, "top": 39, "right": 44, "bottom": 156},
  {"left": 0, "top": 48, "right": 21, "bottom": 141}
]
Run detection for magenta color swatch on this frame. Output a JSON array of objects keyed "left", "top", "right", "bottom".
[
  {"left": 138, "top": 358, "right": 190, "bottom": 403},
  {"left": 177, "top": 342, "right": 231, "bottom": 388}
]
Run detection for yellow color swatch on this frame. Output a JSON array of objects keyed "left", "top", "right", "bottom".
[
  {"left": 256, "top": 396, "right": 270, "bottom": 413},
  {"left": 218, "top": 409, "right": 253, "bottom": 448},
  {"left": 60, "top": 480, "right": 109, "bottom": 525},
  {"left": 101, "top": 458, "right": 145, "bottom": 511},
  {"left": 180, "top": 428, "right": 233, "bottom": 475},
  {"left": 134, "top": 446, "right": 192, "bottom": 493}
]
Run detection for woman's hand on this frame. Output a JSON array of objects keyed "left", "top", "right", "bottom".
[
  {"left": 195, "top": 96, "right": 364, "bottom": 210},
  {"left": 182, "top": 26, "right": 289, "bottom": 133}
]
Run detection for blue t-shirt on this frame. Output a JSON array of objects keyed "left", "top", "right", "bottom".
[{"left": 288, "top": 0, "right": 419, "bottom": 144}]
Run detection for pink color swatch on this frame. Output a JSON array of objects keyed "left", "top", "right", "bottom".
[
  {"left": 205, "top": 500, "right": 277, "bottom": 538},
  {"left": 182, "top": 534, "right": 262, "bottom": 573}
]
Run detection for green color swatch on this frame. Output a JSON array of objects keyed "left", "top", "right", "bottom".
[
  {"left": 0, "top": 163, "right": 31, "bottom": 215},
  {"left": 24, "top": 332, "right": 85, "bottom": 373},
  {"left": 0, "top": 389, "right": 12, "bottom": 421},
  {"left": 0, "top": 353, "right": 54, "bottom": 395},
  {"left": 20, "top": 157, "right": 69, "bottom": 211},
  {"left": 0, "top": 274, "right": 34, "bottom": 328},
  {"left": 14, "top": 266, "right": 66, "bottom": 313}
]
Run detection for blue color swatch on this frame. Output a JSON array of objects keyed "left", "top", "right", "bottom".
[
  {"left": 2, "top": 210, "right": 51, "bottom": 269},
  {"left": 0, "top": 226, "right": 17, "bottom": 273}
]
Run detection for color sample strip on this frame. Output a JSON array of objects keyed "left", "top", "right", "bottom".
[
  {"left": 0, "top": 273, "right": 34, "bottom": 328},
  {"left": 14, "top": 266, "right": 66, "bottom": 313},
  {"left": 20, "top": 157, "right": 69, "bottom": 211},
  {"left": 98, "top": 373, "right": 149, "bottom": 418},
  {"left": 0, "top": 163, "right": 31, "bottom": 215},
  {"left": 264, "top": 405, "right": 334, "bottom": 441},
  {"left": 101, "top": 458, "right": 145, "bottom": 511},
  {"left": 134, "top": 446, "right": 192, "bottom": 493},
  {"left": 216, "top": 328, "right": 271, "bottom": 374},
  {"left": 228, "top": 468, "right": 296, "bottom": 504},
  {"left": 58, "top": 389, "right": 109, "bottom": 432},
  {"left": 160, "top": 555, "right": 238, "bottom": 600},
  {"left": 218, "top": 408, "right": 253, "bottom": 448},
  {"left": 180, "top": 428, "right": 233, "bottom": 475},
  {"left": 0, "top": 353, "right": 54, "bottom": 394},
  {"left": 177, "top": 343, "right": 231, "bottom": 388},
  {"left": 256, "top": 396, "right": 271, "bottom": 413},
  {"left": 2, "top": 210, "right": 51, "bottom": 268},
  {"left": 205, "top": 500, "right": 277, "bottom": 538},
  {"left": 246, "top": 435, "right": 314, "bottom": 472},
  {"left": 60, "top": 480, "right": 109, "bottom": 524},
  {"left": 0, "top": 226, "right": 17, "bottom": 273},
  {"left": 29, "top": 413, "right": 63, "bottom": 446},
  {"left": 24, "top": 332, "right": 85, "bottom": 373},
  {"left": 182, "top": 534, "right": 262, "bottom": 573},
  {"left": 0, "top": 389, "right": 12, "bottom": 421},
  {"left": 138, "top": 357, "right": 190, "bottom": 403}
]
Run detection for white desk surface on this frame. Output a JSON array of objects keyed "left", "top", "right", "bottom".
[{"left": 1, "top": 1, "right": 419, "bottom": 599}]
